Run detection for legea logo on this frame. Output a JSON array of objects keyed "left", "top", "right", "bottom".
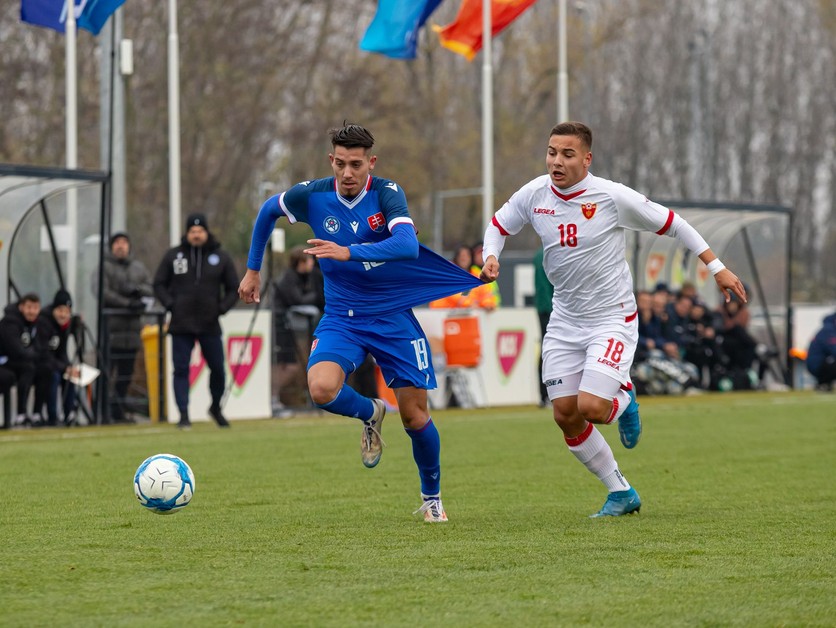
[
  {"left": 496, "top": 330, "right": 524, "bottom": 377},
  {"left": 227, "top": 336, "right": 263, "bottom": 387}
]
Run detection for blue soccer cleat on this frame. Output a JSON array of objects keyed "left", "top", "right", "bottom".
[
  {"left": 590, "top": 487, "right": 642, "bottom": 518},
  {"left": 618, "top": 387, "right": 642, "bottom": 449}
]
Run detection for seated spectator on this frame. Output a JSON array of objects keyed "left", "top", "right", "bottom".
[
  {"left": 636, "top": 290, "right": 664, "bottom": 362},
  {"left": 683, "top": 301, "right": 719, "bottom": 388},
  {"left": 662, "top": 293, "right": 696, "bottom": 359},
  {"left": 34, "top": 290, "right": 80, "bottom": 427},
  {"left": 713, "top": 292, "right": 759, "bottom": 390},
  {"left": 806, "top": 311, "right": 836, "bottom": 391},
  {"left": 430, "top": 245, "right": 496, "bottom": 310},
  {"left": 0, "top": 294, "right": 40, "bottom": 426}
]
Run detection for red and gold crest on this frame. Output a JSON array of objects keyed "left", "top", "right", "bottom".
[{"left": 581, "top": 203, "right": 597, "bottom": 219}]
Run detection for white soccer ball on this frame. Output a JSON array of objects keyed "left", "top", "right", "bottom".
[{"left": 133, "top": 453, "right": 195, "bottom": 514}]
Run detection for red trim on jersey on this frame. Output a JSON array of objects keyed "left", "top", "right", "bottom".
[
  {"left": 492, "top": 216, "right": 510, "bottom": 236},
  {"left": 620, "top": 382, "right": 633, "bottom": 392},
  {"left": 564, "top": 422, "right": 594, "bottom": 447},
  {"left": 625, "top": 310, "right": 638, "bottom": 322},
  {"left": 365, "top": 176, "right": 373, "bottom": 191},
  {"left": 656, "top": 209, "right": 674, "bottom": 235},
  {"left": 550, "top": 186, "right": 586, "bottom": 201}
]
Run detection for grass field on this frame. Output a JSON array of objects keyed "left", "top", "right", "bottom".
[{"left": 1, "top": 392, "right": 834, "bottom": 627}]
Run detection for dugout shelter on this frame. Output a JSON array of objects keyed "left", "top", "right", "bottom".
[
  {"left": 0, "top": 164, "right": 110, "bottom": 422},
  {"left": 630, "top": 200, "right": 793, "bottom": 387}
]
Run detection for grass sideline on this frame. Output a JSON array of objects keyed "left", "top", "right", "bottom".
[{"left": 1, "top": 392, "right": 834, "bottom": 627}]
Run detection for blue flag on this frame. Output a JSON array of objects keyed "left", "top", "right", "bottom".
[
  {"left": 360, "top": 0, "right": 444, "bottom": 59},
  {"left": 21, "top": 0, "right": 126, "bottom": 35}
]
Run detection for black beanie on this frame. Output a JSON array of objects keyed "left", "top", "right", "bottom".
[
  {"left": 52, "top": 289, "right": 73, "bottom": 309},
  {"left": 185, "top": 213, "right": 209, "bottom": 231},
  {"left": 109, "top": 231, "right": 130, "bottom": 248}
]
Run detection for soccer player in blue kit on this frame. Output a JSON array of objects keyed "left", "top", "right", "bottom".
[{"left": 238, "top": 124, "right": 483, "bottom": 522}]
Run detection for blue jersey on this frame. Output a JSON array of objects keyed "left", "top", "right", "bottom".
[{"left": 248, "top": 175, "right": 482, "bottom": 317}]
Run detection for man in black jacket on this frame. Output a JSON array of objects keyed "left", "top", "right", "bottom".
[
  {"left": 0, "top": 293, "right": 40, "bottom": 426},
  {"left": 153, "top": 213, "right": 238, "bottom": 428},
  {"left": 96, "top": 231, "right": 154, "bottom": 422}
]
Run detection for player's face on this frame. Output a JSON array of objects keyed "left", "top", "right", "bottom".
[
  {"left": 547, "top": 134, "right": 591, "bottom": 189},
  {"left": 330, "top": 146, "right": 376, "bottom": 198}
]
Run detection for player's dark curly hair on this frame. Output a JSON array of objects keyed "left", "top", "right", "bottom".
[
  {"left": 550, "top": 121, "right": 592, "bottom": 150},
  {"left": 329, "top": 123, "right": 375, "bottom": 151}
]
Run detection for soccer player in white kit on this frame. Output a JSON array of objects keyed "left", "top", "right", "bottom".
[{"left": 480, "top": 122, "right": 747, "bottom": 517}]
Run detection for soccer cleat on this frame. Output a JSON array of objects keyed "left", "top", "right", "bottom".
[
  {"left": 413, "top": 496, "right": 448, "bottom": 523},
  {"left": 360, "top": 399, "right": 386, "bottom": 468},
  {"left": 618, "top": 387, "right": 642, "bottom": 449},
  {"left": 590, "top": 487, "right": 642, "bottom": 518},
  {"left": 208, "top": 404, "right": 231, "bottom": 428}
]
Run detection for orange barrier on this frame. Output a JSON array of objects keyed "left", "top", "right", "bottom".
[
  {"left": 374, "top": 366, "right": 399, "bottom": 411},
  {"left": 443, "top": 316, "right": 481, "bottom": 368}
]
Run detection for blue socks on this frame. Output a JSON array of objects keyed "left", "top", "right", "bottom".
[
  {"left": 316, "top": 384, "right": 374, "bottom": 421},
  {"left": 405, "top": 418, "right": 441, "bottom": 496}
]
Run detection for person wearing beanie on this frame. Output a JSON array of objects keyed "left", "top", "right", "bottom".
[
  {"left": 153, "top": 212, "right": 238, "bottom": 428},
  {"left": 0, "top": 293, "right": 40, "bottom": 427},
  {"left": 93, "top": 230, "right": 153, "bottom": 424},
  {"left": 34, "top": 289, "right": 79, "bottom": 426}
]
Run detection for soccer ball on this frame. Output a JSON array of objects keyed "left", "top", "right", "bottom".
[{"left": 133, "top": 453, "right": 195, "bottom": 514}]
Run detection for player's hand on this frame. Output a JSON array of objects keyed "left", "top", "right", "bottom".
[
  {"left": 480, "top": 256, "right": 500, "bottom": 282},
  {"left": 715, "top": 269, "right": 747, "bottom": 304},
  {"left": 305, "top": 239, "right": 350, "bottom": 261},
  {"left": 238, "top": 269, "right": 261, "bottom": 304}
]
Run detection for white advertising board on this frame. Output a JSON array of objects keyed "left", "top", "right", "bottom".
[{"left": 165, "top": 309, "right": 271, "bottom": 422}]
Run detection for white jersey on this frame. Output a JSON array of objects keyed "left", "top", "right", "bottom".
[{"left": 490, "top": 172, "right": 703, "bottom": 320}]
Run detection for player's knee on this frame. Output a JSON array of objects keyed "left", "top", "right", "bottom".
[
  {"left": 577, "top": 395, "right": 609, "bottom": 423},
  {"left": 307, "top": 378, "right": 340, "bottom": 406}
]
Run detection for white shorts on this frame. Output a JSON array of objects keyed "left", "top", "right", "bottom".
[{"left": 542, "top": 310, "right": 638, "bottom": 399}]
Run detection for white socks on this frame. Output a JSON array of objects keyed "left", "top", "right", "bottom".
[{"left": 565, "top": 422, "right": 631, "bottom": 492}]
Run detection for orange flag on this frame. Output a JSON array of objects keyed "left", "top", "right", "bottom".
[{"left": 434, "top": 0, "right": 539, "bottom": 61}]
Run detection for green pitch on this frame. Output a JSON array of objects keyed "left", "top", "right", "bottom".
[{"left": 2, "top": 392, "right": 834, "bottom": 626}]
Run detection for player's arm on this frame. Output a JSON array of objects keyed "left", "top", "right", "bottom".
[
  {"left": 239, "top": 194, "right": 285, "bottom": 304},
  {"left": 304, "top": 224, "right": 418, "bottom": 262},
  {"left": 616, "top": 187, "right": 747, "bottom": 303},
  {"left": 480, "top": 216, "right": 513, "bottom": 282}
]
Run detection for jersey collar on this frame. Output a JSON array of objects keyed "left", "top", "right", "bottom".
[
  {"left": 334, "top": 175, "right": 373, "bottom": 209},
  {"left": 550, "top": 172, "right": 591, "bottom": 201}
]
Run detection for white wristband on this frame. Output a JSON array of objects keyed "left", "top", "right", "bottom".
[{"left": 707, "top": 259, "right": 726, "bottom": 276}]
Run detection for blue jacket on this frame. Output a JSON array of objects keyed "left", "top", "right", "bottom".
[{"left": 806, "top": 313, "right": 836, "bottom": 376}]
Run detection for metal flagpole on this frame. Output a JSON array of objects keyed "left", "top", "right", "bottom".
[
  {"left": 481, "top": 0, "right": 494, "bottom": 233},
  {"left": 65, "top": 0, "right": 78, "bottom": 300},
  {"left": 557, "top": 0, "right": 568, "bottom": 122},
  {"left": 168, "top": 0, "right": 182, "bottom": 246}
]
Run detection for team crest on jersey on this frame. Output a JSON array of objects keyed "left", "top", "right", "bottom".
[
  {"left": 581, "top": 203, "right": 597, "bottom": 219},
  {"left": 367, "top": 212, "right": 386, "bottom": 232},
  {"left": 323, "top": 216, "right": 340, "bottom": 234}
]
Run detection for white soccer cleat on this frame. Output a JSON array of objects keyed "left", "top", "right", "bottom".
[
  {"left": 360, "top": 399, "right": 386, "bottom": 468},
  {"left": 414, "top": 496, "right": 448, "bottom": 523}
]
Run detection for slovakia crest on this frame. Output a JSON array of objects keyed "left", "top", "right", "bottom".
[
  {"left": 581, "top": 202, "right": 597, "bottom": 219},
  {"left": 367, "top": 212, "right": 386, "bottom": 232}
]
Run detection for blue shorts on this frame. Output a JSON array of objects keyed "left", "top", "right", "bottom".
[{"left": 309, "top": 310, "right": 437, "bottom": 390}]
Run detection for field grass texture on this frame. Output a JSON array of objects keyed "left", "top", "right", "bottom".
[{"left": 1, "top": 392, "right": 834, "bottom": 627}]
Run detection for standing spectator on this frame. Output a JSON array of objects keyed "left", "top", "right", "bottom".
[
  {"left": 97, "top": 231, "right": 153, "bottom": 422},
  {"left": 533, "top": 248, "right": 552, "bottom": 406},
  {"left": 34, "top": 289, "right": 79, "bottom": 426},
  {"left": 272, "top": 246, "right": 325, "bottom": 407},
  {"left": 0, "top": 293, "right": 40, "bottom": 426},
  {"left": 154, "top": 213, "right": 239, "bottom": 429},
  {"left": 806, "top": 311, "right": 836, "bottom": 391}
]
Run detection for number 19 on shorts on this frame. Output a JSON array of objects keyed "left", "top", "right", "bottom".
[{"left": 411, "top": 338, "right": 429, "bottom": 370}]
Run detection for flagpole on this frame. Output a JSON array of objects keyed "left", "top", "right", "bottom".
[
  {"left": 66, "top": 0, "right": 78, "bottom": 300},
  {"left": 557, "top": 0, "right": 568, "bottom": 122},
  {"left": 168, "top": 0, "right": 182, "bottom": 246},
  {"left": 481, "top": 0, "right": 494, "bottom": 234}
]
